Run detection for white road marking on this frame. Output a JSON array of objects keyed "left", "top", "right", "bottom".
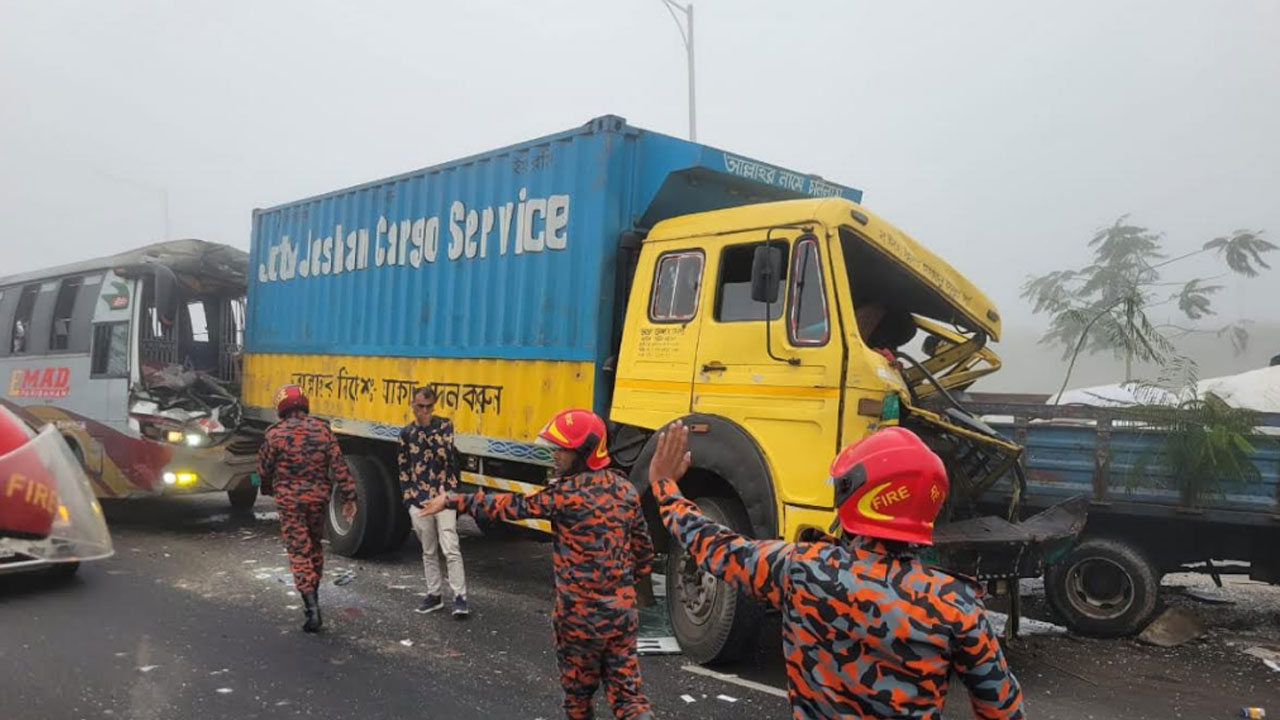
[{"left": 680, "top": 664, "right": 788, "bottom": 699}]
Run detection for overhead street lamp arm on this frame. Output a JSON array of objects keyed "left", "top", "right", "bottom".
[
  {"left": 660, "top": 0, "right": 690, "bottom": 47},
  {"left": 657, "top": 0, "right": 697, "bottom": 141}
]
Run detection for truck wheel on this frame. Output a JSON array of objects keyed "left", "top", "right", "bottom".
[
  {"left": 227, "top": 485, "right": 258, "bottom": 510},
  {"left": 667, "top": 495, "right": 763, "bottom": 665},
  {"left": 326, "top": 455, "right": 394, "bottom": 557},
  {"left": 1045, "top": 537, "right": 1159, "bottom": 637}
]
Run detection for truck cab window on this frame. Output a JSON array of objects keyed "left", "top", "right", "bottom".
[
  {"left": 48, "top": 277, "right": 83, "bottom": 352},
  {"left": 789, "top": 238, "right": 829, "bottom": 345},
  {"left": 91, "top": 322, "right": 130, "bottom": 377},
  {"left": 650, "top": 251, "right": 704, "bottom": 322},
  {"left": 715, "top": 241, "right": 788, "bottom": 322},
  {"left": 10, "top": 284, "right": 40, "bottom": 354}
]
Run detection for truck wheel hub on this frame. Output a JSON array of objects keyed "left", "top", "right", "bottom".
[
  {"left": 677, "top": 552, "right": 719, "bottom": 621},
  {"left": 328, "top": 487, "right": 353, "bottom": 536},
  {"left": 1066, "top": 557, "right": 1133, "bottom": 619}
]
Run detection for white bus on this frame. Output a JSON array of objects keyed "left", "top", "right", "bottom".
[{"left": 0, "top": 240, "right": 258, "bottom": 507}]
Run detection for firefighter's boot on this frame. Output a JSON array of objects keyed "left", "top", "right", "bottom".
[{"left": 301, "top": 591, "right": 323, "bottom": 633}]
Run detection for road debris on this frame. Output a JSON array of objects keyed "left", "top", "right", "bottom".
[
  {"left": 1138, "top": 606, "right": 1206, "bottom": 647},
  {"left": 137, "top": 665, "right": 159, "bottom": 673},
  {"left": 636, "top": 637, "right": 682, "bottom": 655},
  {"left": 717, "top": 694, "right": 739, "bottom": 703},
  {"left": 215, "top": 688, "right": 233, "bottom": 695},
  {"left": 1184, "top": 586, "right": 1237, "bottom": 605},
  {"left": 333, "top": 569, "right": 357, "bottom": 586},
  {"left": 399, "top": 639, "right": 414, "bottom": 648},
  {"left": 1243, "top": 646, "right": 1280, "bottom": 673},
  {"left": 986, "top": 611, "right": 1067, "bottom": 637},
  {"left": 680, "top": 695, "right": 696, "bottom": 704}
]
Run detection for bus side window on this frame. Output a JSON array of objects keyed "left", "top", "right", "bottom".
[
  {"left": 9, "top": 284, "right": 41, "bottom": 355},
  {"left": 91, "top": 323, "right": 130, "bottom": 378},
  {"left": 0, "top": 289, "right": 9, "bottom": 357},
  {"left": 48, "top": 277, "right": 83, "bottom": 352},
  {"left": 68, "top": 274, "right": 102, "bottom": 355}
]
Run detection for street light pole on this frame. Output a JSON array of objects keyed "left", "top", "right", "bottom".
[{"left": 660, "top": 0, "right": 696, "bottom": 141}]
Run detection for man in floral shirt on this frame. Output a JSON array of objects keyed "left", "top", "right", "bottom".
[{"left": 397, "top": 386, "right": 468, "bottom": 617}]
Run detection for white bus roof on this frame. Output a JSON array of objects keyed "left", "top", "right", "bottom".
[{"left": 0, "top": 239, "right": 247, "bottom": 290}]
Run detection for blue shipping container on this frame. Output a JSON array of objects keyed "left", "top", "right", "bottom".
[{"left": 246, "top": 115, "right": 862, "bottom": 411}]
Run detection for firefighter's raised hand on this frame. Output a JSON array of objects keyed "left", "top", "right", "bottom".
[
  {"left": 417, "top": 492, "right": 449, "bottom": 517},
  {"left": 649, "top": 421, "right": 692, "bottom": 491}
]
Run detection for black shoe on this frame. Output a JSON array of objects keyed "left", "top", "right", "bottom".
[
  {"left": 416, "top": 594, "right": 444, "bottom": 614},
  {"left": 452, "top": 596, "right": 470, "bottom": 619},
  {"left": 301, "top": 591, "right": 323, "bottom": 633}
]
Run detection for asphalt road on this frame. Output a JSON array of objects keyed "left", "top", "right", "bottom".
[{"left": 2, "top": 495, "right": 1277, "bottom": 719}]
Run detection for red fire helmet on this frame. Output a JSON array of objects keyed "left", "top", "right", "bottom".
[
  {"left": 829, "top": 427, "right": 949, "bottom": 545},
  {"left": 0, "top": 405, "right": 57, "bottom": 541},
  {"left": 537, "top": 409, "right": 610, "bottom": 471},
  {"left": 274, "top": 384, "right": 310, "bottom": 417}
]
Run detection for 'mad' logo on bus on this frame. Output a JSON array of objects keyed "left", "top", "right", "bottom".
[{"left": 8, "top": 368, "right": 71, "bottom": 399}]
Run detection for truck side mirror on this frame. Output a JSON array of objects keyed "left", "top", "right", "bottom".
[{"left": 750, "top": 245, "right": 783, "bottom": 304}]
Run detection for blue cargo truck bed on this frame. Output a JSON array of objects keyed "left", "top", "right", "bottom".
[{"left": 964, "top": 393, "right": 1280, "bottom": 636}]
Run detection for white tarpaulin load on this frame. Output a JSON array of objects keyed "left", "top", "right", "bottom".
[{"left": 1052, "top": 365, "right": 1280, "bottom": 414}]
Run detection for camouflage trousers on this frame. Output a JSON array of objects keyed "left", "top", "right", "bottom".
[
  {"left": 554, "top": 598, "right": 651, "bottom": 720},
  {"left": 277, "top": 501, "right": 327, "bottom": 594}
]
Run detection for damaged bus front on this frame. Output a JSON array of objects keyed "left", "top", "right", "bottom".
[{"left": 0, "top": 240, "right": 259, "bottom": 507}]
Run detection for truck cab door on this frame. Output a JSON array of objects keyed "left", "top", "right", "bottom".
[
  {"left": 691, "top": 228, "right": 845, "bottom": 516},
  {"left": 611, "top": 244, "right": 708, "bottom": 429}
]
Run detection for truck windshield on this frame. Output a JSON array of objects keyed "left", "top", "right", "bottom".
[{"left": 839, "top": 226, "right": 974, "bottom": 352}]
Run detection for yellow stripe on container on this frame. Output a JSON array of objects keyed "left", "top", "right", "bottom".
[{"left": 243, "top": 354, "right": 595, "bottom": 443}]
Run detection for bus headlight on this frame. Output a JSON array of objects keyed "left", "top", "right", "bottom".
[{"left": 162, "top": 472, "right": 199, "bottom": 486}]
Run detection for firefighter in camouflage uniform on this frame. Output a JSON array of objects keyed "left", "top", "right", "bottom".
[
  {"left": 257, "top": 384, "right": 357, "bottom": 633},
  {"left": 420, "top": 409, "right": 656, "bottom": 720},
  {"left": 648, "top": 421, "right": 1026, "bottom": 720}
]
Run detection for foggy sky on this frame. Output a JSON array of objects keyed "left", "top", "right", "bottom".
[{"left": 2, "top": 0, "right": 1277, "bottom": 352}]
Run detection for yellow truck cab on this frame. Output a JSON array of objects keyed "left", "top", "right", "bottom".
[
  {"left": 611, "top": 197, "right": 1045, "bottom": 660},
  {"left": 615, "top": 197, "right": 1005, "bottom": 539}
]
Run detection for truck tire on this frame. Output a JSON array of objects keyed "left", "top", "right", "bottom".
[
  {"left": 667, "top": 495, "right": 764, "bottom": 665},
  {"left": 228, "top": 485, "right": 258, "bottom": 510},
  {"left": 1045, "top": 537, "right": 1160, "bottom": 637},
  {"left": 326, "top": 455, "right": 395, "bottom": 557}
]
